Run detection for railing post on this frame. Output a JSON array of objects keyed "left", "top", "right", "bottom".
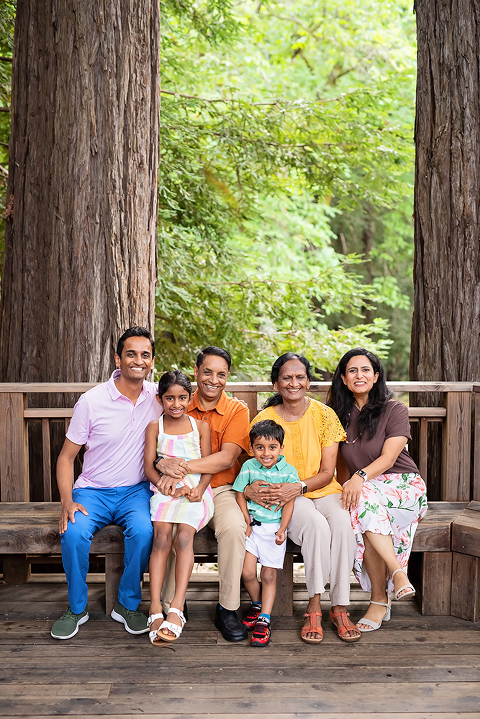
[
  {"left": 0, "top": 391, "right": 30, "bottom": 582},
  {"left": 418, "top": 417, "right": 429, "bottom": 482},
  {"left": 232, "top": 391, "right": 258, "bottom": 422},
  {"left": 0, "top": 392, "right": 29, "bottom": 502},
  {"left": 42, "top": 418, "right": 52, "bottom": 502},
  {"left": 442, "top": 391, "right": 472, "bottom": 501}
]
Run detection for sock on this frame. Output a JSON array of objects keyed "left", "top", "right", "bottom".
[
  {"left": 258, "top": 612, "right": 271, "bottom": 623},
  {"left": 251, "top": 601, "right": 261, "bottom": 609}
]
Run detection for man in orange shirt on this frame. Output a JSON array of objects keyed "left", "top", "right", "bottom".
[{"left": 155, "top": 347, "right": 250, "bottom": 641}]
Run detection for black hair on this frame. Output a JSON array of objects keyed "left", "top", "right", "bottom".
[
  {"left": 326, "top": 348, "right": 393, "bottom": 439},
  {"left": 196, "top": 346, "right": 231, "bottom": 371},
  {"left": 158, "top": 370, "right": 192, "bottom": 400},
  {"left": 249, "top": 419, "right": 285, "bottom": 446},
  {"left": 263, "top": 352, "right": 315, "bottom": 408},
  {"left": 116, "top": 326, "right": 155, "bottom": 358}
]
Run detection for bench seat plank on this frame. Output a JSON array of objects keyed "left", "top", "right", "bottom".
[
  {"left": 1, "top": 501, "right": 466, "bottom": 555},
  {"left": 452, "top": 501, "right": 480, "bottom": 557},
  {"left": 0, "top": 500, "right": 469, "bottom": 618},
  {"left": 0, "top": 503, "right": 303, "bottom": 555}
]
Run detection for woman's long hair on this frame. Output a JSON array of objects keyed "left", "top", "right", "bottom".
[
  {"left": 263, "top": 353, "right": 315, "bottom": 408},
  {"left": 326, "top": 348, "right": 392, "bottom": 438}
]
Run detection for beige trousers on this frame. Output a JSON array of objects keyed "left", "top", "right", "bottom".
[
  {"left": 162, "top": 484, "right": 247, "bottom": 612},
  {"left": 287, "top": 493, "right": 356, "bottom": 607}
]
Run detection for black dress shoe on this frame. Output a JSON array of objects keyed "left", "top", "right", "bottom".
[{"left": 214, "top": 603, "right": 248, "bottom": 642}]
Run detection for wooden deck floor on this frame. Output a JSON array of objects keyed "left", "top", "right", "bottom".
[{"left": 1, "top": 576, "right": 480, "bottom": 718}]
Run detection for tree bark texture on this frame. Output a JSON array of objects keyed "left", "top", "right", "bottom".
[
  {"left": 411, "top": 0, "right": 480, "bottom": 382},
  {"left": 0, "top": 0, "right": 159, "bottom": 382}
]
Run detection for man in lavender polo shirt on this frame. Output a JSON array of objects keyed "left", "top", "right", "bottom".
[{"left": 51, "top": 327, "right": 162, "bottom": 640}]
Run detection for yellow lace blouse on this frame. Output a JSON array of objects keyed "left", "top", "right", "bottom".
[{"left": 250, "top": 399, "right": 346, "bottom": 498}]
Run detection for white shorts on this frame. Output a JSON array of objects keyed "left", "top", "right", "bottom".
[{"left": 245, "top": 520, "right": 286, "bottom": 569}]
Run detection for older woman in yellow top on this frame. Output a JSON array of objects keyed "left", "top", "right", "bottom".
[{"left": 245, "top": 353, "right": 360, "bottom": 643}]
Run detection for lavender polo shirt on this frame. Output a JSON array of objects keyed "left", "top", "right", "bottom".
[{"left": 67, "top": 369, "right": 162, "bottom": 489}]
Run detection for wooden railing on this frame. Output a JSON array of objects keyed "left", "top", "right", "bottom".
[{"left": 0, "top": 381, "right": 479, "bottom": 504}]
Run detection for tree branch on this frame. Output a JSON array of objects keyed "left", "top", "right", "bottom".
[
  {"left": 266, "top": 13, "right": 320, "bottom": 39},
  {"left": 161, "top": 89, "right": 343, "bottom": 106},
  {"left": 161, "top": 89, "right": 279, "bottom": 106}
]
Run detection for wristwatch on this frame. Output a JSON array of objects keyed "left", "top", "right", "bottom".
[
  {"left": 354, "top": 469, "right": 367, "bottom": 480},
  {"left": 153, "top": 455, "right": 164, "bottom": 473},
  {"left": 300, "top": 481, "right": 308, "bottom": 495}
]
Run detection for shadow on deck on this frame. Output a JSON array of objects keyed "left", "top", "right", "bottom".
[{"left": 1, "top": 576, "right": 480, "bottom": 718}]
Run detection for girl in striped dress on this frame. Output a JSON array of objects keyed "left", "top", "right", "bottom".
[{"left": 143, "top": 370, "right": 213, "bottom": 644}]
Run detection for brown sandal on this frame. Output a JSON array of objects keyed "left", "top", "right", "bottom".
[
  {"left": 301, "top": 611, "right": 323, "bottom": 644},
  {"left": 329, "top": 608, "right": 361, "bottom": 643}
]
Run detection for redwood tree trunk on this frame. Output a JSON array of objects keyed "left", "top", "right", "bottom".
[
  {"left": 411, "top": 0, "right": 480, "bottom": 382},
  {"left": 0, "top": 0, "right": 159, "bottom": 383}
]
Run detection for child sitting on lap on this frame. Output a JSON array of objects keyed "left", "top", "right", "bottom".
[{"left": 233, "top": 419, "right": 298, "bottom": 647}]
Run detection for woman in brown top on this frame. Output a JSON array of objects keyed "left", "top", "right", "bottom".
[{"left": 327, "top": 349, "right": 427, "bottom": 631}]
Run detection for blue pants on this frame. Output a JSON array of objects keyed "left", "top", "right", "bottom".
[{"left": 60, "top": 484, "right": 153, "bottom": 614}]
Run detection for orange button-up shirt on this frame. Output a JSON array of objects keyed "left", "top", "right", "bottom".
[{"left": 188, "top": 391, "right": 250, "bottom": 488}]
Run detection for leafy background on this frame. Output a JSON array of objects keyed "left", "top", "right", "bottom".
[
  {"left": 159, "top": 0, "right": 416, "bottom": 379},
  {"left": 0, "top": 0, "right": 416, "bottom": 380}
]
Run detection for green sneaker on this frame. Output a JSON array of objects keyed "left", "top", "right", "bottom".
[
  {"left": 111, "top": 600, "right": 149, "bottom": 634},
  {"left": 51, "top": 607, "right": 89, "bottom": 640}
]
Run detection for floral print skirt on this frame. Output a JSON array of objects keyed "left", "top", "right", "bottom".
[{"left": 350, "top": 473, "right": 428, "bottom": 595}]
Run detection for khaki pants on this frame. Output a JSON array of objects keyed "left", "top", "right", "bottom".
[
  {"left": 287, "top": 493, "right": 356, "bottom": 607},
  {"left": 162, "top": 484, "right": 247, "bottom": 612}
]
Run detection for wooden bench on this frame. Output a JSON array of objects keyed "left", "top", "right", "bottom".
[
  {"left": 451, "top": 501, "right": 480, "bottom": 621},
  {"left": 0, "top": 500, "right": 467, "bottom": 616}
]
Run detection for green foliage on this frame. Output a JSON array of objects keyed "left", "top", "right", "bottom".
[
  {"left": 0, "top": 0, "right": 14, "bottom": 155},
  {"left": 0, "top": 1, "right": 415, "bottom": 379},
  {"left": 159, "top": 0, "right": 416, "bottom": 378}
]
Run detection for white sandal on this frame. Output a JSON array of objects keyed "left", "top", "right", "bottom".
[
  {"left": 147, "top": 612, "right": 164, "bottom": 645},
  {"left": 357, "top": 601, "right": 391, "bottom": 632},
  {"left": 157, "top": 607, "right": 186, "bottom": 643},
  {"left": 392, "top": 568, "right": 416, "bottom": 601}
]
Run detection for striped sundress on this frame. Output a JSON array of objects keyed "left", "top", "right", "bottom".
[{"left": 149, "top": 414, "right": 214, "bottom": 530}]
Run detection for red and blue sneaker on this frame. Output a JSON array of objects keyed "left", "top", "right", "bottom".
[
  {"left": 242, "top": 603, "right": 261, "bottom": 630},
  {"left": 251, "top": 617, "right": 271, "bottom": 647}
]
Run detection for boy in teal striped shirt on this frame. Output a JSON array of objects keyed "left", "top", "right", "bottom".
[{"left": 233, "top": 419, "right": 298, "bottom": 646}]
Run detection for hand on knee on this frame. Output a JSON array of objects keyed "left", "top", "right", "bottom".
[{"left": 60, "top": 521, "right": 91, "bottom": 548}]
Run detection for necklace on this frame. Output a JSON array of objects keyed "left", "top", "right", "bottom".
[
  {"left": 278, "top": 397, "right": 309, "bottom": 422},
  {"left": 345, "top": 407, "right": 361, "bottom": 444}
]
